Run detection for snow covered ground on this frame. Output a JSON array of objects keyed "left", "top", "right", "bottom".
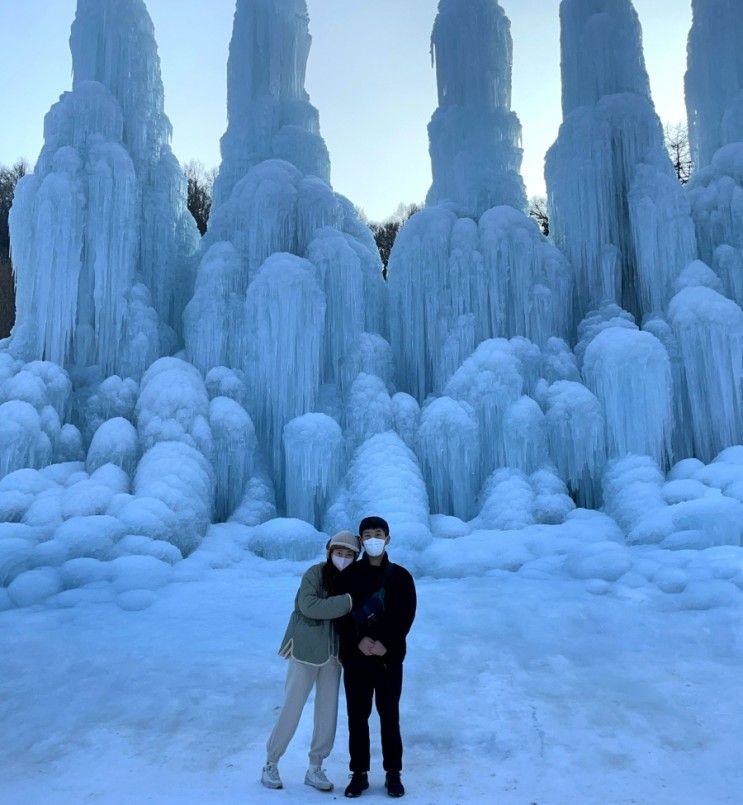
[{"left": 1, "top": 524, "right": 741, "bottom": 805}]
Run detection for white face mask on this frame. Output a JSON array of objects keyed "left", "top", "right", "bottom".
[
  {"left": 363, "top": 538, "right": 387, "bottom": 558},
  {"left": 332, "top": 555, "right": 354, "bottom": 572}
]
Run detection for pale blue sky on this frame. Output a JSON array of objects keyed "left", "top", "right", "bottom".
[{"left": 0, "top": 0, "right": 691, "bottom": 220}]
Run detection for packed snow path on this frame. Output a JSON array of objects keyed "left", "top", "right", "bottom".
[{"left": 1, "top": 540, "right": 740, "bottom": 805}]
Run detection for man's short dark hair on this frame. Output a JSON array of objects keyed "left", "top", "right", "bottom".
[{"left": 359, "top": 516, "right": 390, "bottom": 537}]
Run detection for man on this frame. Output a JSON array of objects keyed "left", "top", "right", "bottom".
[{"left": 335, "top": 516, "right": 417, "bottom": 799}]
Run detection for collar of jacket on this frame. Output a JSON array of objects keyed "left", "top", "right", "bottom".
[{"left": 361, "top": 551, "right": 390, "bottom": 569}]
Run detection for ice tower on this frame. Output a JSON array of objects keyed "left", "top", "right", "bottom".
[
  {"left": 211, "top": 0, "right": 330, "bottom": 210},
  {"left": 185, "top": 0, "right": 387, "bottom": 510},
  {"left": 427, "top": 0, "right": 526, "bottom": 217},
  {"left": 9, "top": 0, "right": 198, "bottom": 377},
  {"left": 388, "top": 0, "right": 571, "bottom": 401},
  {"left": 546, "top": 0, "right": 697, "bottom": 323},
  {"left": 685, "top": 0, "right": 743, "bottom": 172},
  {"left": 686, "top": 0, "right": 743, "bottom": 311}
]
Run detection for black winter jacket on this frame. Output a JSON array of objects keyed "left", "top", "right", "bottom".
[{"left": 335, "top": 553, "right": 417, "bottom": 665}]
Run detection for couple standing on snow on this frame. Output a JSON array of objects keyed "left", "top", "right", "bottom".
[{"left": 261, "top": 516, "right": 417, "bottom": 799}]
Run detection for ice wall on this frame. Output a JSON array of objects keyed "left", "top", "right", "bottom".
[
  {"left": 9, "top": 0, "right": 198, "bottom": 377},
  {"left": 546, "top": 0, "right": 696, "bottom": 324},
  {"left": 427, "top": 0, "right": 526, "bottom": 217},
  {"left": 388, "top": 0, "right": 571, "bottom": 401},
  {"left": 685, "top": 0, "right": 743, "bottom": 171}
]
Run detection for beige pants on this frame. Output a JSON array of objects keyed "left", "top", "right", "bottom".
[{"left": 266, "top": 657, "right": 342, "bottom": 766}]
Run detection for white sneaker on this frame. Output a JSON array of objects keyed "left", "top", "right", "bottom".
[
  {"left": 305, "top": 765, "right": 334, "bottom": 792},
  {"left": 261, "top": 762, "right": 283, "bottom": 789}
]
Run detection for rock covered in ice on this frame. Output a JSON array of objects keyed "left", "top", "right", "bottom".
[
  {"left": 685, "top": 0, "right": 743, "bottom": 171},
  {"left": 283, "top": 413, "right": 344, "bottom": 528}
]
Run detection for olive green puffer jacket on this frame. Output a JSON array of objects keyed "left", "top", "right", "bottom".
[{"left": 278, "top": 563, "right": 353, "bottom": 666}]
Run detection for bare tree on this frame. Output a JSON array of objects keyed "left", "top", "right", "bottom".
[
  {"left": 370, "top": 202, "right": 421, "bottom": 278},
  {"left": 0, "top": 159, "right": 29, "bottom": 338},
  {"left": 184, "top": 160, "right": 217, "bottom": 236},
  {"left": 528, "top": 195, "right": 550, "bottom": 237},
  {"left": 664, "top": 122, "right": 693, "bottom": 185}
]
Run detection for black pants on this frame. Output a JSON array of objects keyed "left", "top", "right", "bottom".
[{"left": 342, "top": 658, "right": 404, "bottom": 773}]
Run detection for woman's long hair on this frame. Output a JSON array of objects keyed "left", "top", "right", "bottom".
[{"left": 321, "top": 557, "right": 340, "bottom": 596}]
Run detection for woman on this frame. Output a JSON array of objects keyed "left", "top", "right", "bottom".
[{"left": 261, "top": 530, "right": 360, "bottom": 792}]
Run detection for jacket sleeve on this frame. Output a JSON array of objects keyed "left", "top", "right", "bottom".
[
  {"left": 297, "top": 566, "right": 353, "bottom": 621},
  {"left": 376, "top": 568, "right": 417, "bottom": 648}
]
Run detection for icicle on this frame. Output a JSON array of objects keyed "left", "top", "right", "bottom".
[
  {"left": 244, "top": 254, "right": 325, "bottom": 495},
  {"left": 283, "top": 413, "right": 344, "bottom": 528},
  {"left": 582, "top": 327, "right": 673, "bottom": 465},
  {"left": 668, "top": 285, "right": 743, "bottom": 461},
  {"left": 417, "top": 396, "right": 479, "bottom": 520}
]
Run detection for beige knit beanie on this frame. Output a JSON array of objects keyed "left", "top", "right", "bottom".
[{"left": 326, "top": 530, "right": 360, "bottom": 556}]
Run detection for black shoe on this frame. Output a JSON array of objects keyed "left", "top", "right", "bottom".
[
  {"left": 345, "top": 772, "right": 369, "bottom": 798},
  {"left": 385, "top": 772, "right": 405, "bottom": 798}
]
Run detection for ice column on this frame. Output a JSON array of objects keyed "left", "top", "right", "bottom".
[
  {"left": 417, "top": 397, "right": 480, "bottom": 520},
  {"left": 582, "top": 327, "right": 673, "bottom": 466},
  {"left": 189, "top": 0, "right": 385, "bottom": 381},
  {"left": 685, "top": 0, "right": 743, "bottom": 171},
  {"left": 244, "top": 254, "right": 325, "bottom": 496},
  {"left": 283, "top": 413, "right": 344, "bottom": 528},
  {"left": 212, "top": 0, "right": 330, "bottom": 209},
  {"left": 546, "top": 0, "right": 696, "bottom": 323},
  {"left": 9, "top": 0, "right": 198, "bottom": 377},
  {"left": 388, "top": 0, "right": 571, "bottom": 401},
  {"left": 71, "top": 0, "right": 199, "bottom": 335},
  {"left": 668, "top": 285, "right": 743, "bottom": 462},
  {"left": 427, "top": 0, "right": 526, "bottom": 217}
]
